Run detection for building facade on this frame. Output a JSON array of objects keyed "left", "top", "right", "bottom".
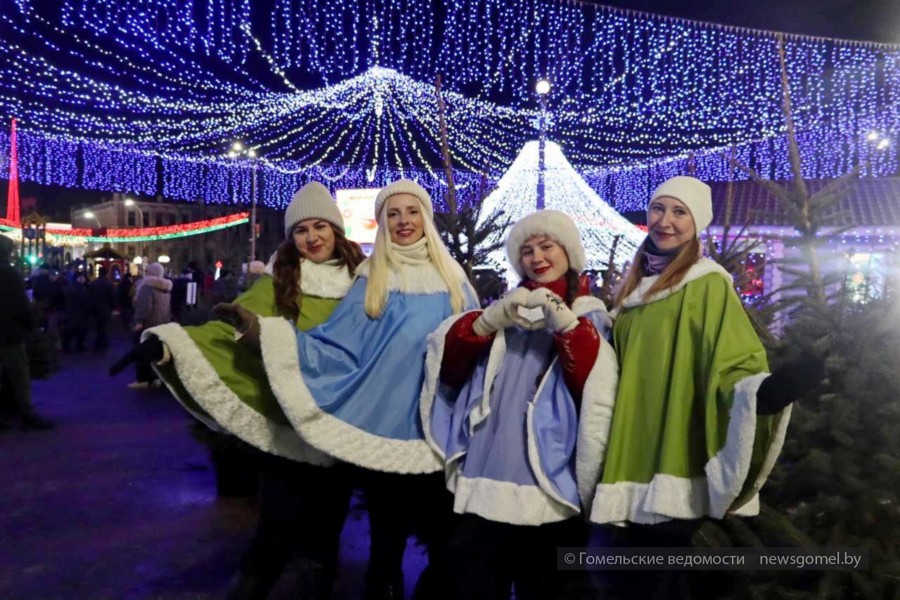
[{"left": 70, "top": 193, "right": 283, "bottom": 275}]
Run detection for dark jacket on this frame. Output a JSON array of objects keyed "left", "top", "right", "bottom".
[
  {"left": 64, "top": 280, "right": 92, "bottom": 326},
  {"left": 0, "top": 264, "right": 34, "bottom": 344},
  {"left": 89, "top": 277, "right": 116, "bottom": 319}
]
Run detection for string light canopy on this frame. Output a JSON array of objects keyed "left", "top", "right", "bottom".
[
  {"left": 479, "top": 141, "right": 646, "bottom": 282},
  {"left": 0, "top": 0, "right": 898, "bottom": 211}
]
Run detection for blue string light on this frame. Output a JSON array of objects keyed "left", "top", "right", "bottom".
[{"left": 0, "top": 0, "right": 898, "bottom": 212}]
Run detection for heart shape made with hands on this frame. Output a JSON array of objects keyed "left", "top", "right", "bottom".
[
  {"left": 518, "top": 288, "right": 571, "bottom": 332},
  {"left": 516, "top": 305, "right": 547, "bottom": 328},
  {"left": 492, "top": 287, "right": 543, "bottom": 331}
]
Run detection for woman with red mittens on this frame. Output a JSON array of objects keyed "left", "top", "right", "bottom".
[{"left": 422, "top": 210, "right": 618, "bottom": 600}]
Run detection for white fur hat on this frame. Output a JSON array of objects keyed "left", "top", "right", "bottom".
[
  {"left": 374, "top": 179, "right": 434, "bottom": 220},
  {"left": 284, "top": 182, "right": 344, "bottom": 238},
  {"left": 649, "top": 176, "right": 713, "bottom": 235},
  {"left": 505, "top": 210, "right": 586, "bottom": 278}
]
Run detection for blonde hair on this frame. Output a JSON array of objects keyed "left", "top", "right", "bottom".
[
  {"left": 364, "top": 206, "right": 469, "bottom": 318},
  {"left": 613, "top": 237, "right": 702, "bottom": 309}
]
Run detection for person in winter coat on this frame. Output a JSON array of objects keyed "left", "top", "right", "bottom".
[
  {"left": 422, "top": 210, "right": 617, "bottom": 600},
  {"left": 113, "top": 182, "right": 365, "bottom": 599},
  {"left": 32, "top": 268, "right": 66, "bottom": 342},
  {"left": 62, "top": 270, "right": 92, "bottom": 352},
  {"left": 0, "top": 236, "right": 54, "bottom": 430},
  {"left": 129, "top": 262, "right": 172, "bottom": 388},
  {"left": 88, "top": 265, "right": 116, "bottom": 351},
  {"left": 230, "top": 179, "right": 478, "bottom": 600},
  {"left": 585, "top": 176, "right": 822, "bottom": 598},
  {"left": 116, "top": 272, "right": 134, "bottom": 328}
]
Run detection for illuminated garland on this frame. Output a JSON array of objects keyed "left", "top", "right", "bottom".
[
  {"left": 0, "top": 212, "right": 249, "bottom": 243},
  {"left": 0, "top": 1, "right": 898, "bottom": 211}
]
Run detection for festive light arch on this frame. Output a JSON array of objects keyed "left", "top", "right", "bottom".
[{"left": 1, "top": 0, "right": 898, "bottom": 211}]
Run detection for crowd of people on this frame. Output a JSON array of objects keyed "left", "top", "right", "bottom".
[
  {"left": 0, "top": 245, "right": 263, "bottom": 427},
  {"left": 104, "top": 175, "right": 822, "bottom": 600}
]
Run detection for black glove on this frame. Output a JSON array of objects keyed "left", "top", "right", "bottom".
[
  {"left": 756, "top": 353, "right": 825, "bottom": 415},
  {"left": 108, "top": 335, "right": 165, "bottom": 376},
  {"left": 213, "top": 302, "right": 260, "bottom": 349}
]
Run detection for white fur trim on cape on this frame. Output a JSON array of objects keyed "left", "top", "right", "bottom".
[
  {"left": 262, "top": 259, "right": 352, "bottom": 299},
  {"left": 574, "top": 338, "right": 619, "bottom": 510},
  {"left": 706, "top": 372, "right": 792, "bottom": 516},
  {"left": 470, "top": 323, "right": 507, "bottom": 434},
  {"left": 588, "top": 372, "right": 790, "bottom": 525},
  {"left": 261, "top": 315, "right": 442, "bottom": 474},
  {"left": 420, "top": 311, "right": 480, "bottom": 459},
  {"left": 453, "top": 476, "right": 577, "bottom": 526},
  {"left": 146, "top": 323, "right": 336, "bottom": 466},
  {"left": 617, "top": 258, "right": 731, "bottom": 310},
  {"left": 590, "top": 474, "right": 711, "bottom": 525},
  {"left": 355, "top": 258, "right": 457, "bottom": 295}
]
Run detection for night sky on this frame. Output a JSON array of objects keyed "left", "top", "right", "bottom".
[{"left": 598, "top": 0, "right": 899, "bottom": 44}]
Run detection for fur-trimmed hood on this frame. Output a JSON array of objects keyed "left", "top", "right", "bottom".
[
  {"left": 615, "top": 258, "right": 730, "bottom": 312},
  {"left": 139, "top": 275, "right": 173, "bottom": 293}
]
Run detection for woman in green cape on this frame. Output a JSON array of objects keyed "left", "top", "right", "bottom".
[
  {"left": 582, "top": 176, "right": 821, "bottom": 597},
  {"left": 115, "top": 181, "right": 364, "bottom": 599}
]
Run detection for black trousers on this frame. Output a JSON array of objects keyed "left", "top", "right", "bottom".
[
  {"left": 447, "top": 513, "right": 588, "bottom": 600},
  {"left": 93, "top": 314, "right": 109, "bottom": 351},
  {"left": 359, "top": 470, "right": 456, "bottom": 600},
  {"left": 599, "top": 520, "right": 737, "bottom": 600},
  {"left": 238, "top": 455, "right": 353, "bottom": 592},
  {"left": 132, "top": 330, "right": 156, "bottom": 383}
]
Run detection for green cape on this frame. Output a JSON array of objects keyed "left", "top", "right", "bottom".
[
  {"left": 149, "top": 263, "right": 351, "bottom": 464},
  {"left": 588, "top": 259, "right": 791, "bottom": 524}
]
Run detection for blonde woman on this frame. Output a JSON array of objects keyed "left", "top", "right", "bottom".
[{"left": 246, "top": 179, "right": 477, "bottom": 600}]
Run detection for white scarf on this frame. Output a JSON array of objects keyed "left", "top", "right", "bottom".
[
  {"left": 356, "top": 237, "right": 456, "bottom": 294},
  {"left": 391, "top": 237, "right": 430, "bottom": 265},
  {"left": 264, "top": 256, "right": 353, "bottom": 299}
]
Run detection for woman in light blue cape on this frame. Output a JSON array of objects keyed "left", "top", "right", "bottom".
[
  {"left": 421, "top": 210, "right": 618, "bottom": 600},
  {"left": 258, "top": 179, "right": 477, "bottom": 600}
]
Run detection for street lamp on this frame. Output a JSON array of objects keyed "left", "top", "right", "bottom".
[
  {"left": 83, "top": 210, "right": 102, "bottom": 228},
  {"left": 535, "top": 78, "right": 552, "bottom": 210},
  {"left": 124, "top": 198, "right": 145, "bottom": 274},
  {"left": 228, "top": 141, "right": 260, "bottom": 263}
]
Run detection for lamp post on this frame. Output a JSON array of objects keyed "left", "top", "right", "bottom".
[
  {"left": 83, "top": 210, "right": 102, "bottom": 229},
  {"left": 228, "top": 142, "right": 259, "bottom": 263},
  {"left": 124, "top": 198, "right": 144, "bottom": 274},
  {"left": 535, "top": 78, "right": 551, "bottom": 210}
]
